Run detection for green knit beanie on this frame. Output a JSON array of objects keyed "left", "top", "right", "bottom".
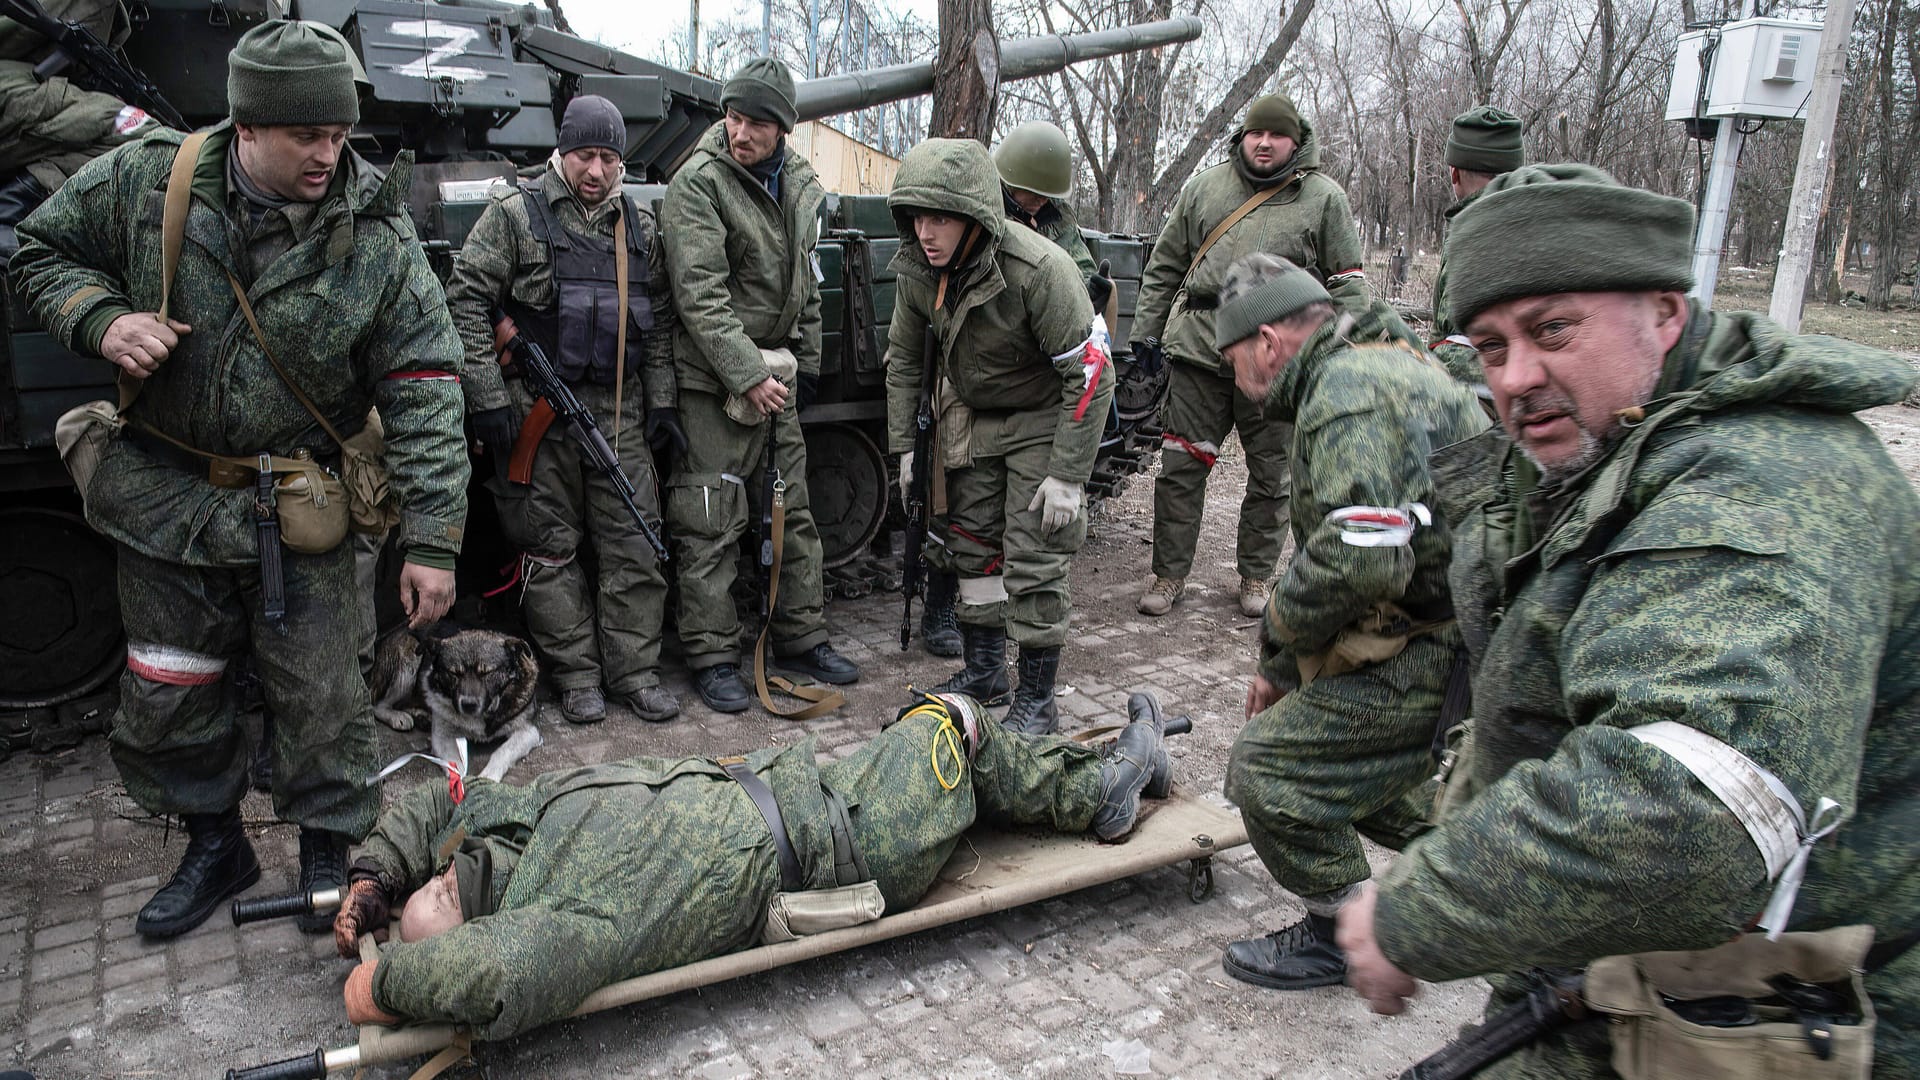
[
  {"left": 228, "top": 19, "right": 360, "bottom": 126},
  {"left": 1235, "top": 93, "right": 1302, "bottom": 144},
  {"left": 1214, "top": 253, "right": 1332, "bottom": 350},
  {"left": 1445, "top": 163, "right": 1695, "bottom": 329},
  {"left": 722, "top": 57, "right": 798, "bottom": 133},
  {"left": 1446, "top": 106, "right": 1524, "bottom": 174}
]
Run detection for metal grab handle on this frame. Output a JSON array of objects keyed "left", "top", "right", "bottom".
[
  {"left": 226, "top": 1047, "right": 327, "bottom": 1080},
  {"left": 231, "top": 887, "right": 341, "bottom": 925}
]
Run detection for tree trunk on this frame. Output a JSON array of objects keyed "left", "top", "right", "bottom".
[
  {"left": 929, "top": 0, "right": 999, "bottom": 143},
  {"left": 1108, "top": 0, "right": 1177, "bottom": 232}
]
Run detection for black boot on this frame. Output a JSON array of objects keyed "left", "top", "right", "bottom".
[
  {"left": 1001, "top": 645, "right": 1061, "bottom": 735},
  {"left": 296, "top": 828, "right": 350, "bottom": 933},
  {"left": 932, "top": 624, "right": 1010, "bottom": 706},
  {"left": 777, "top": 642, "right": 861, "bottom": 685},
  {"left": 1090, "top": 696, "right": 1167, "bottom": 840},
  {"left": 1222, "top": 912, "right": 1348, "bottom": 989},
  {"left": 695, "top": 664, "right": 752, "bottom": 713},
  {"left": 135, "top": 808, "right": 260, "bottom": 938},
  {"left": 1124, "top": 692, "right": 1192, "bottom": 799},
  {"left": 920, "top": 571, "right": 962, "bottom": 658}
]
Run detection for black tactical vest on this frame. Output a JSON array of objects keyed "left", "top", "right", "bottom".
[{"left": 502, "top": 181, "right": 654, "bottom": 385}]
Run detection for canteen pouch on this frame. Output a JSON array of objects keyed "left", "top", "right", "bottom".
[
  {"left": 759, "top": 880, "right": 886, "bottom": 945},
  {"left": 273, "top": 464, "right": 350, "bottom": 555},
  {"left": 341, "top": 409, "right": 399, "bottom": 535},
  {"left": 1586, "top": 926, "right": 1876, "bottom": 1080},
  {"left": 54, "top": 399, "right": 124, "bottom": 500},
  {"left": 725, "top": 347, "right": 799, "bottom": 427}
]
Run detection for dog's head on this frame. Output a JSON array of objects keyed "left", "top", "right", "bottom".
[{"left": 422, "top": 631, "right": 537, "bottom": 723}]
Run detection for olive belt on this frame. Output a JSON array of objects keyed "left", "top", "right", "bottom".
[{"left": 124, "top": 425, "right": 337, "bottom": 491}]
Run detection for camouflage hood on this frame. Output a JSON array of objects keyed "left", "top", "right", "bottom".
[
  {"left": 888, "top": 137, "right": 1006, "bottom": 262},
  {"left": 1657, "top": 306, "right": 1916, "bottom": 418}
]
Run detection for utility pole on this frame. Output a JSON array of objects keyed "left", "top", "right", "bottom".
[
  {"left": 761, "top": 0, "right": 771, "bottom": 56},
  {"left": 1688, "top": 0, "right": 1758, "bottom": 309},
  {"left": 687, "top": 0, "right": 699, "bottom": 71},
  {"left": 1769, "top": 0, "right": 1856, "bottom": 332}
]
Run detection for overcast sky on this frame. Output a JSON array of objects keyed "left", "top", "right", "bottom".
[{"left": 561, "top": 0, "right": 939, "bottom": 59}]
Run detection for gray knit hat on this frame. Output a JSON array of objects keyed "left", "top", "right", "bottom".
[
  {"left": 558, "top": 94, "right": 626, "bottom": 156},
  {"left": 722, "top": 57, "right": 798, "bottom": 133},
  {"left": 1446, "top": 106, "right": 1525, "bottom": 174},
  {"left": 1445, "top": 164, "right": 1695, "bottom": 328},
  {"left": 228, "top": 19, "right": 360, "bottom": 126},
  {"left": 1234, "top": 93, "right": 1302, "bottom": 145},
  {"left": 1214, "top": 253, "right": 1332, "bottom": 350}
]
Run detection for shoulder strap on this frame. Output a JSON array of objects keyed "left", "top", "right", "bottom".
[
  {"left": 118, "top": 129, "right": 211, "bottom": 412},
  {"left": 612, "top": 204, "right": 628, "bottom": 458},
  {"left": 1183, "top": 182, "right": 1288, "bottom": 286},
  {"left": 225, "top": 270, "right": 349, "bottom": 448}
]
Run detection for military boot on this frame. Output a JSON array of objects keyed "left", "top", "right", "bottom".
[
  {"left": 1002, "top": 645, "right": 1062, "bottom": 735},
  {"left": 920, "top": 570, "right": 963, "bottom": 658},
  {"left": 1222, "top": 913, "right": 1348, "bottom": 989},
  {"left": 1125, "top": 690, "right": 1192, "bottom": 799},
  {"left": 1090, "top": 692, "right": 1169, "bottom": 840},
  {"left": 135, "top": 808, "right": 260, "bottom": 938},
  {"left": 695, "top": 664, "right": 752, "bottom": 714},
  {"left": 932, "top": 624, "right": 1011, "bottom": 706},
  {"left": 296, "top": 828, "right": 351, "bottom": 933}
]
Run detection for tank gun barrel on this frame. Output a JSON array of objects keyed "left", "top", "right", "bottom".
[{"left": 794, "top": 15, "right": 1203, "bottom": 122}]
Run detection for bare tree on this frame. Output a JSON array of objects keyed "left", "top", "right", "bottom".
[
  {"left": 929, "top": 0, "right": 999, "bottom": 141},
  {"left": 1452, "top": 0, "right": 1537, "bottom": 102}
]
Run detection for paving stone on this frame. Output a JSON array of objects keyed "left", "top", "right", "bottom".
[
  {"left": 30, "top": 940, "right": 97, "bottom": 982},
  {"left": 796, "top": 991, "right": 865, "bottom": 1041},
  {"left": 741, "top": 1031, "right": 827, "bottom": 1073},
  {"left": 102, "top": 875, "right": 163, "bottom": 899},
  {"left": 101, "top": 974, "right": 168, "bottom": 1024},
  {"left": 178, "top": 957, "right": 239, "bottom": 994},
  {"left": 29, "top": 971, "right": 94, "bottom": 1006},
  {"left": 31, "top": 919, "right": 98, "bottom": 951},
  {"left": 103, "top": 952, "right": 168, "bottom": 990},
  {"left": 101, "top": 890, "right": 149, "bottom": 921},
  {"left": 173, "top": 928, "right": 239, "bottom": 967}
]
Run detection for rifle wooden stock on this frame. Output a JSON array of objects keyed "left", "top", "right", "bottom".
[{"left": 508, "top": 399, "right": 557, "bottom": 485}]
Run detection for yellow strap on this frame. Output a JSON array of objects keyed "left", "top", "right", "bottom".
[
  {"left": 753, "top": 468, "right": 847, "bottom": 721},
  {"left": 612, "top": 205, "right": 628, "bottom": 460}
]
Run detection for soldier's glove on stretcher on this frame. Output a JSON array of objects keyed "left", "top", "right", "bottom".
[
  {"left": 344, "top": 959, "right": 401, "bottom": 1026},
  {"left": 1028, "top": 476, "right": 1084, "bottom": 534},
  {"left": 898, "top": 452, "right": 915, "bottom": 506},
  {"left": 470, "top": 406, "right": 520, "bottom": 453},
  {"left": 646, "top": 406, "right": 690, "bottom": 458},
  {"left": 333, "top": 874, "right": 392, "bottom": 959}
]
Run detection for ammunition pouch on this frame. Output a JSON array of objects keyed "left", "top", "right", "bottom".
[
  {"left": 1586, "top": 926, "right": 1877, "bottom": 1080},
  {"left": 1291, "top": 600, "right": 1455, "bottom": 688},
  {"left": 719, "top": 756, "right": 885, "bottom": 945},
  {"left": 54, "top": 398, "right": 124, "bottom": 501},
  {"left": 762, "top": 880, "right": 886, "bottom": 944},
  {"left": 725, "top": 348, "right": 799, "bottom": 427},
  {"left": 937, "top": 376, "right": 974, "bottom": 471},
  {"left": 124, "top": 423, "right": 348, "bottom": 555},
  {"left": 340, "top": 411, "right": 399, "bottom": 536}
]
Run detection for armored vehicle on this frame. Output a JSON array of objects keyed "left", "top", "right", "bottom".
[{"left": 0, "top": 0, "right": 1193, "bottom": 721}]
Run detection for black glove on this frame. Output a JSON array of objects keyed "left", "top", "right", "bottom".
[
  {"left": 1129, "top": 337, "right": 1166, "bottom": 378},
  {"left": 645, "top": 406, "right": 689, "bottom": 458},
  {"left": 797, "top": 372, "right": 820, "bottom": 411},
  {"left": 332, "top": 868, "right": 392, "bottom": 959},
  {"left": 1087, "top": 272, "right": 1115, "bottom": 313},
  {"left": 470, "top": 406, "right": 520, "bottom": 453}
]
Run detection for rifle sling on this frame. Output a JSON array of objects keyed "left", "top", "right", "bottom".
[
  {"left": 113, "top": 127, "right": 207, "bottom": 414},
  {"left": 1180, "top": 182, "right": 1289, "bottom": 293},
  {"left": 226, "top": 270, "right": 349, "bottom": 449},
  {"left": 611, "top": 206, "right": 627, "bottom": 459},
  {"left": 753, "top": 462, "right": 847, "bottom": 721}
]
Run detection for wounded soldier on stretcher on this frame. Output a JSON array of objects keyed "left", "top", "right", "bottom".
[{"left": 330, "top": 691, "right": 1184, "bottom": 1038}]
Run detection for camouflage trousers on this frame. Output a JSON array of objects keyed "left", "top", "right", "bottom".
[
  {"left": 665, "top": 388, "right": 828, "bottom": 670},
  {"left": 946, "top": 440, "right": 1085, "bottom": 649},
  {"left": 112, "top": 542, "right": 379, "bottom": 838},
  {"left": 496, "top": 403, "right": 669, "bottom": 694},
  {"left": 1224, "top": 637, "right": 1453, "bottom": 901},
  {"left": 1151, "top": 360, "right": 1290, "bottom": 582},
  {"left": 822, "top": 708, "right": 1105, "bottom": 913}
]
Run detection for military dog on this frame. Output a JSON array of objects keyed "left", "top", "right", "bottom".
[{"left": 371, "top": 627, "right": 542, "bottom": 782}]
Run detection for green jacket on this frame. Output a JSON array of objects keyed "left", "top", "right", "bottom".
[
  {"left": 1428, "top": 191, "right": 1483, "bottom": 385},
  {"left": 1134, "top": 117, "right": 1368, "bottom": 373},
  {"left": 364, "top": 743, "right": 838, "bottom": 1040},
  {"left": 662, "top": 123, "right": 826, "bottom": 398},
  {"left": 1254, "top": 310, "right": 1488, "bottom": 688},
  {"left": 444, "top": 163, "right": 677, "bottom": 430},
  {"left": 1004, "top": 189, "right": 1098, "bottom": 283},
  {"left": 1376, "top": 310, "right": 1920, "bottom": 1060},
  {"left": 9, "top": 123, "right": 468, "bottom": 567},
  {"left": 0, "top": 59, "right": 152, "bottom": 192},
  {"left": 883, "top": 139, "right": 1110, "bottom": 484}
]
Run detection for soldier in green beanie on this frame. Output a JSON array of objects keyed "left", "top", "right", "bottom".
[
  {"left": 8, "top": 19, "right": 468, "bottom": 938},
  {"left": 1428, "top": 105, "right": 1524, "bottom": 387},
  {"left": 663, "top": 57, "right": 860, "bottom": 713},
  {"left": 1205, "top": 252, "right": 1485, "bottom": 991},
  {"left": 1132, "top": 92, "right": 1372, "bottom": 623},
  {"left": 1337, "top": 166, "right": 1920, "bottom": 1078}
]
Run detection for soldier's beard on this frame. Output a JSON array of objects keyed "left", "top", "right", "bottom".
[{"left": 1507, "top": 388, "right": 1616, "bottom": 488}]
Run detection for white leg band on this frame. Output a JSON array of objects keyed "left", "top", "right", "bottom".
[{"left": 957, "top": 575, "right": 1009, "bottom": 605}]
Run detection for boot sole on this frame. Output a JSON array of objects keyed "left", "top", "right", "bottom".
[
  {"left": 921, "top": 641, "right": 963, "bottom": 659},
  {"left": 698, "top": 694, "right": 752, "bottom": 714},
  {"left": 135, "top": 858, "right": 262, "bottom": 939},
  {"left": 1221, "top": 952, "right": 1348, "bottom": 990},
  {"left": 773, "top": 663, "right": 861, "bottom": 686}
]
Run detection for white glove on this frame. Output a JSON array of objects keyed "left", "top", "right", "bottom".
[
  {"left": 1027, "top": 476, "right": 1084, "bottom": 534},
  {"left": 898, "top": 451, "right": 914, "bottom": 506}
]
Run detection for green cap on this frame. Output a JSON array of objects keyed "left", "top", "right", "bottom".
[
  {"left": 722, "top": 57, "right": 798, "bottom": 133},
  {"left": 994, "top": 120, "right": 1073, "bottom": 200},
  {"left": 1444, "top": 163, "right": 1695, "bottom": 328},
  {"left": 1235, "top": 93, "right": 1302, "bottom": 144},
  {"left": 227, "top": 19, "right": 361, "bottom": 126},
  {"left": 1446, "top": 105, "right": 1525, "bottom": 174},
  {"left": 1214, "top": 253, "right": 1332, "bottom": 350}
]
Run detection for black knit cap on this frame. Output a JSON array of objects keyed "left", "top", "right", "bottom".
[
  {"left": 558, "top": 94, "right": 626, "bottom": 157},
  {"left": 722, "top": 57, "right": 799, "bottom": 133},
  {"left": 1234, "top": 93, "right": 1302, "bottom": 145}
]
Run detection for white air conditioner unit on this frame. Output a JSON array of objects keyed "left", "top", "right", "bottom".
[
  {"left": 1665, "top": 17, "right": 1822, "bottom": 121},
  {"left": 1767, "top": 31, "right": 1807, "bottom": 82}
]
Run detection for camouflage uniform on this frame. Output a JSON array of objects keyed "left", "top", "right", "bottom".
[
  {"left": 884, "top": 139, "right": 1110, "bottom": 649},
  {"left": 445, "top": 164, "right": 677, "bottom": 698},
  {"left": 8, "top": 123, "right": 467, "bottom": 835},
  {"left": 1374, "top": 309, "right": 1920, "bottom": 1077},
  {"left": 359, "top": 708, "right": 1105, "bottom": 1038},
  {"left": 1227, "top": 310, "right": 1487, "bottom": 904},
  {"left": 661, "top": 122, "right": 831, "bottom": 669},
  {"left": 1426, "top": 191, "right": 1483, "bottom": 386},
  {"left": 1135, "top": 115, "right": 1370, "bottom": 583}
]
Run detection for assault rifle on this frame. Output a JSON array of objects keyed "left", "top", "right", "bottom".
[
  {"left": 899, "top": 320, "right": 939, "bottom": 650},
  {"left": 1399, "top": 969, "right": 1586, "bottom": 1080},
  {"left": 492, "top": 312, "right": 669, "bottom": 562},
  {"left": 0, "top": 0, "right": 187, "bottom": 129},
  {"left": 758, "top": 416, "right": 779, "bottom": 626}
]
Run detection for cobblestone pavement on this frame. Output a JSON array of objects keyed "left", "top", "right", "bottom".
[{"left": 0, "top": 441, "right": 1489, "bottom": 1079}]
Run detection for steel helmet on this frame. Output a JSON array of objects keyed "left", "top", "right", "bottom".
[{"left": 993, "top": 120, "right": 1074, "bottom": 200}]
